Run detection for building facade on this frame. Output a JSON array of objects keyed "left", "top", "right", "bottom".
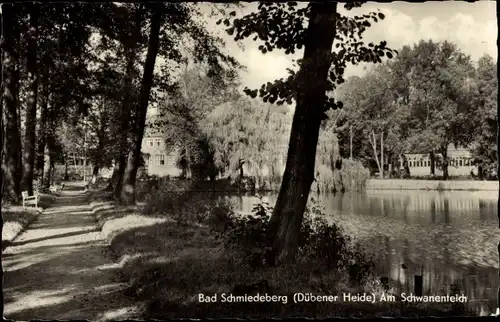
[
  {"left": 403, "top": 143, "right": 477, "bottom": 177},
  {"left": 141, "top": 135, "right": 182, "bottom": 177}
]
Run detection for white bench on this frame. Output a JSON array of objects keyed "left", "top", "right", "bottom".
[{"left": 22, "top": 191, "right": 40, "bottom": 208}]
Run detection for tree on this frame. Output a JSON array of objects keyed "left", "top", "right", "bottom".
[
  {"left": 121, "top": 4, "right": 163, "bottom": 204},
  {"left": 31, "top": 4, "right": 95, "bottom": 189},
  {"left": 471, "top": 54, "right": 497, "bottom": 179},
  {"left": 2, "top": 4, "right": 23, "bottom": 203},
  {"left": 204, "top": 97, "right": 291, "bottom": 186},
  {"left": 118, "top": 2, "right": 241, "bottom": 203},
  {"left": 226, "top": 2, "right": 396, "bottom": 264},
  {"left": 392, "top": 40, "right": 477, "bottom": 180},
  {"left": 21, "top": 3, "right": 39, "bottom": 194}
]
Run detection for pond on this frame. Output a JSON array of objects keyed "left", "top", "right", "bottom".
[{"left": 226, "top": 190, "right": 498, "bottom": 316}]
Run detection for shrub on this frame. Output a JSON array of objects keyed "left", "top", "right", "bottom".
[
  {"left": 142, "top": 183, "right": 234, "bottom": 227},
  {"left": 315, "top": 158, "right": 370, "bottom": 193},
  {"left": 215, "top": 197, "right": 374, "bottom": 284},
  {"left": 213, "top": 197, "right": 274, "bottom": 268}
]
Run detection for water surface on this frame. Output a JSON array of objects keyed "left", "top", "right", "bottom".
[{"left": 226, "top": 190, "right": 498, "bottom": 316}]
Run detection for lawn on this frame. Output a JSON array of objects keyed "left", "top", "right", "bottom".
[{"left": 2, "top": 193, "right": 56, "bottom": 244}]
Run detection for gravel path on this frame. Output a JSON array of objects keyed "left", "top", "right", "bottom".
[{"left": 3, "top": 184, "right": 141, "bottom": 321}]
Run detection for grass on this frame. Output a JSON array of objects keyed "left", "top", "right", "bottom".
[
  {"left": 2, "top": 193, "right": 56, "bottom": 244},
  {"left": 88, "top": 184, "right": 476, "bottom": 319}
]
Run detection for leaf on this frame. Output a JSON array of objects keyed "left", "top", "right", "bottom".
[{"left": 378, "top": 12, "right": 385, "bottom": 20}]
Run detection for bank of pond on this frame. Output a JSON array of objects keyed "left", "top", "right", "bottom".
[{"left": 130, "top": 176, "right": 497, "bottom": 317}]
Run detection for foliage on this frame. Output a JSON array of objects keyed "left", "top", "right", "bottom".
[
  {"left": 213, "top": 197, "right": 374, "bottom": 283},
  {"left": 225, "top": 3, "right": 396, "bottom": 113},
  {"left": 142, "top": 181, "right": 234, "bottom": 226},
  {"left": 337, "top": 40, "right": 486, "bottom": 179},
  {"left": 205, "top": 97, "right": 291, "bottom": 180},
  {"left": 470, "top": 54, "right": 497, "bottom": 178}
]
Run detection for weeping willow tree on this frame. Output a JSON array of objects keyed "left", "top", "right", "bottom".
[
  {"left": 205, "top": 97, "right": 291, "bottom": 189},
  {"left": 314, "top": 108, "right": 370, "bottom": 193}
]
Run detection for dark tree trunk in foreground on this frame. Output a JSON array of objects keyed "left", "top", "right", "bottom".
[
  {"left": 2, "top": 4, "right": 22, "bottom": 203},
  {"left": 122, "top": 7, "right": 163, "bottom": 204},
  {"left": 266, "top": 3, "right": 338, "bottom": 265},
  {"left": 22, "top": 5, "right": 40, "bottom": 195}
]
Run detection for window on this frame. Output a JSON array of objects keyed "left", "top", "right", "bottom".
[
  {"left": 149, "top": 140, "right": 153, "bottom": 147},
  {"left": 157, "top": 140, "right": 160, "bottom": 146},
  {"left": 159, "top": 154, "right": 165, "bottom": 165},
  {"left": 465, "top": 159, "right": 469, "bottom": 166},
  {"left": 459, "top": 159, "right": 463, "bottom": 167},
  {"left": 409, "top": 161, "right": 413, "bottom": 167}
]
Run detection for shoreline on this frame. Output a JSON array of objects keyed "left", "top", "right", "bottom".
[{"left": 365, "top": 179, "right": 499, "bottom": 191}]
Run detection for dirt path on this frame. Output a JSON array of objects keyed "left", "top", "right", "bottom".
[{"left": 2, "top": 184, "right": 141, "bottom": 321}]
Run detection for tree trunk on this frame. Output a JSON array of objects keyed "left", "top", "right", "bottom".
[
  {"left": 380, "top": 132, "right": 384, "bottom": 179},
  {"left": 13, "top": 8, "right": 22, "bottom": 191},
  {"left": 266, "top": 3, "right": 338, "bottom": 266},
  {"left": 112, "top": 50, "right": 135, "bottom": 199},
  {"left": 122, "top": 7, "right": 163, "bottom": 204},
  {"left": 430, "top": 151, "right": 435, "bottom": 176},
  {"left": 369, "top": 130, "right": 382, "bottom": 177},
  {"left": 64, "top": 153, "right": 69, "bottom": 181},
  {"left": 21, "top": 5, "right": 39, "bottom": 195},
  {"left": 91, "top": 165, "right": 99, "bottom": 185},
  {"left": 2, "top": 4, "right": 22, "bottom": 203},
  {"left": 42, "top": 144, "right": 52, "bottom": 189},
  {"left": 36, "top": 79, "right": 49, "bottom": 177},
  {"left": 441, "top": 145, "right": 449, "bottom": 180},
  {"left": 401, "top": 154, "right": 410, "bottom": 177},
  {"left": 113, "top": 153, "right": 127, "bottom": 199},
  {"left": 105, "top": 157, "right": 119, "bottom": 191},
  {"left": 91, "top": 106, "right": 106, "bottom": 187}
]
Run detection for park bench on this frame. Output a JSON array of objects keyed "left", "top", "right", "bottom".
[{"left": 22, "top": 191, "right": 40, "bottom": 208}]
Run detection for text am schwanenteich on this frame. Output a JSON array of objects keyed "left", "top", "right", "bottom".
[{"left": 400, "top": 293, "right": 468, "bottom": 303}]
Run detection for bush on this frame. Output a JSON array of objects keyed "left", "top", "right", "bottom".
[
  {"left": 142, "top": 183, "right": 234, "bottom": 226},
  {"left": 214, "top": 197, "right": 374, "bottom": 284},
  {"left": 315, "top": 158, "right": 370, "bottom": 193}
]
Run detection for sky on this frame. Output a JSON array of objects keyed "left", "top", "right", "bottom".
[{"left": 199, "top": 1, "right": 497, "bottom": 90}]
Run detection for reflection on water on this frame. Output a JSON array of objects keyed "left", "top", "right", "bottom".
[{"left": 227, "top": 190, "right": 498, "bottom": 316}]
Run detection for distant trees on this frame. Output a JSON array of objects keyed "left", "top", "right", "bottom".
[{"left": 338, "top": 40, "right": 494, "bottom": 180}]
